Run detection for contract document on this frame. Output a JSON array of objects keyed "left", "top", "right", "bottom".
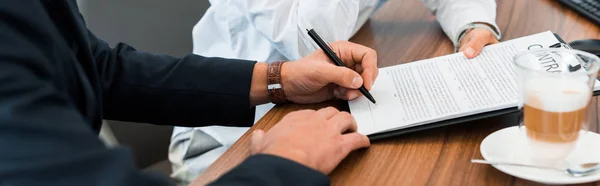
[{"left": 349, "top": 31, "right": 600, "bottom": 137}]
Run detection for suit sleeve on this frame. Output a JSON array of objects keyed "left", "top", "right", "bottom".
[
  {"left": 87, "top": 31, "right": 256, "bottom": 127},
  {"left": 0, "top": 1, "right": 172, "bottom": 186},
  {"left": 209, "top": 155, "right": 330, "bottom": 186}
]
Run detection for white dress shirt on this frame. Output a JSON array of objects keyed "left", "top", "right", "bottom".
[{"left": 169, "top": 0, "right": 500, "bottom": 183}]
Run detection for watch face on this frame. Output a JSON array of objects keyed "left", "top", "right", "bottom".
[{"left": 267, "top": 84, "right": 282, "bottom": 90}]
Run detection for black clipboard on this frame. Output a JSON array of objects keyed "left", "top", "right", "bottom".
[{"left": 365, "top": 33, "right": 600, "bottom": 141}]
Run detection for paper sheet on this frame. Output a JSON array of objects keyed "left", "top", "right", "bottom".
[{"left": 350, "top": 31, "right": 600, "bottom": 135}]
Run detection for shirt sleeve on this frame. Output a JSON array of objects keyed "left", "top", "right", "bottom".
[
  {"left": 209, "top": 155, "right": 330, "bottom": 186},
  {"left": 230, "top": 0, "right": 379, "bottom": 60},
  {"left": 88, "top": 31, "right": 257, "bottom": 127},
  {"left": 0, "top": 1, "right": 172, "bottom": 185},
  {"left": 420, "top": 0, "right": 501, "bottom": 46}
]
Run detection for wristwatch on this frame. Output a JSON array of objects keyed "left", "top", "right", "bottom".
[
  {"left": 267, "top": 61, "right": 289, "bottom": 104},
  {"left": 455, "top": 22, "right": 502, "bottom": 52}
]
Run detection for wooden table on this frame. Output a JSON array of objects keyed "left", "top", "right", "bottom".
[{"left": 193, "top": 0, "right": 600, "bottom": 185}]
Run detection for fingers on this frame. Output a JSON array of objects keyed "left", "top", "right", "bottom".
[
  {"left": 333, "top": 87, "right": 362, "bottom": 100},
  {"left": 318, "top": 63, "right": 363, "bottom": 89},
  {"left": 354, "top": 65, "right": 364, "bottom": 74},
  {"left": 459, "top": 29, "right": 500, "bottom": 59},
  {"left": 340, "top": 132, "right": 371, "bottom": 155},
  {"left": 331, "top": 41, "right": 379, "bottom": 90},
  {"left": 328, "top": 111, "right": 358, "bottom": 133},
  {"left": 360, "top": 68, "right": 377, "bottom": 90},
  {"left": 326, "top": 111, "right": 369, "bottom": 155},
  {"left": 316, "top": 107, "right": 340, "bottom": 120},
  {"left": 350, "top": 43, "right": 378, "bottom": 90},
  {"left": 461, "top": 36, "right": 487, "bottom": 59},
  {"left": 333, "top": 87, "right": 348, "bottom": 99},
  {"left": 250, "top": 130, "right": 265, "bottom": 154}
]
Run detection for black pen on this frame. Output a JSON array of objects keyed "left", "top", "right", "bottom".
[{"left": 306, "top": 28, "right": 376, "bottom": 104}]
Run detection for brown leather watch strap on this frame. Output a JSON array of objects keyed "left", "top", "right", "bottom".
[{"left": 267, "top": 61, "right": 288, "bottom": 104}]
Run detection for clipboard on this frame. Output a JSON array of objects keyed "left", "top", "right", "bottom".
[{"left": 365, "top": 33, "right": 600, "bottom": 141}]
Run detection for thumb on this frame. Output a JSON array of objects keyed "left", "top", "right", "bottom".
[
  {"left": 462, "top": 37, "right": 488, "bottom": 59},
  {"left": 318, "top": 63, "right": 363, "bottom": 89},
  {"left": 250, "top": 130, "right": 265, "bottom": 154}
]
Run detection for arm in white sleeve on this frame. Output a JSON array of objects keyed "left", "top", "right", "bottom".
[
  {"left": 420, "top": 0, "right": 501, "bottom": 46},
  {"left": 232, "top": 0, "right": 378, "bottom": 60}
]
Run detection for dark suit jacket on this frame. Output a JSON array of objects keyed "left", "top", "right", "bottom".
[{"left": 0, "top": 1, "right": 328, "bottom": 185}]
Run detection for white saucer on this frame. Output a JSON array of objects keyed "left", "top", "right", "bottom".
[{"left": 480, "top": 126, "right": 600, "bottom": 184}]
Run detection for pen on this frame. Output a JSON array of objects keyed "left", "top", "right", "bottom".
[{"left": 306, "top": 28, "right": 376, "bottom": 104}]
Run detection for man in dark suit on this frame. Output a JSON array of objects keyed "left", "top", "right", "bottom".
[{"left": 0, "top": 1, "right": 375, "bottom": 185}]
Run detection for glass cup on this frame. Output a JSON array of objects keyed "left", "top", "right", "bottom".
[{"left": 514, "top": 48, "right": 600, "bottom": 162}]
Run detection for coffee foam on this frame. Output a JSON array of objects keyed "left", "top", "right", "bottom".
[
  {"left": 525, "top": 77, "right": 591, "bottom": 112},
  {"left": 527, "top": 138, "right": 577, "bottom": 160}
]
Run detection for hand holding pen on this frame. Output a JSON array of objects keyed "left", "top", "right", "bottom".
[{"left": 306, "top": 29, "right": 377, "bottom": 103}]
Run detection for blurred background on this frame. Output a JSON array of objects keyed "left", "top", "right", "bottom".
[{"left": 77, "top": 0, "right": 209, "bottom": 56}]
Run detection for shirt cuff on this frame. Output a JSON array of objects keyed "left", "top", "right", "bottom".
[
  {"left": 454, "top": 22, "right": 501, "bottom": 46},
  {"left": 435, "top": 4, "right": 501, "bottom": 47},
  {"left": 453, "top": 22, "right": 501, "bottom": 52}
]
